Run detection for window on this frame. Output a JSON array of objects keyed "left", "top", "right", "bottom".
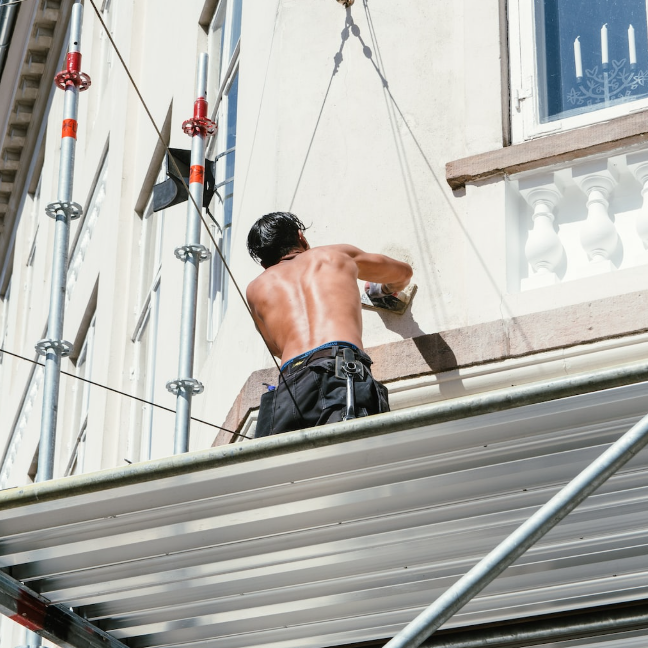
[
  {"left": 98, "top": 0, "right": 116, "bottom": 96},
  {"left": 206, "top": 0, "right": 241, "bottom": 339},
  {"left": 0, "top": 364, "right": 44, "bottom": 489},
  {"left": 0, "top": 277, "right": 12, "bottom": 393},
  {"left": 510, "top": 0, "right": 648, "bottom": 142},
  {"left": 66, "top": 314, "right": 96, "bottom": 476},
  {"left": 89, "top": 0, "right": 117, "bottom": 123},
  {"left": 68, "top": 150, "right": 109, "bottom": 302},
  {"left": 130, "top": 190, "right": 164, "bottom": 461},
  {"left": 20, "top": 178, "right": 42, "bottom": 348},
  {"left": 26, "top": 176, "right": 41, "bottom": 266}
]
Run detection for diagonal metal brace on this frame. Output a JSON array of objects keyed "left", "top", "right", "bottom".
[{"left": 0, "top": 569, "right": 128, "bottom": 648}]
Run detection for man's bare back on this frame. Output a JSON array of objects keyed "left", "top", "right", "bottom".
[
  {"left": 246, "top": 212, "right": 412, "bottom": 436},
  {"left": 247, "top": 236, "right": 412, "bottom": 365}
]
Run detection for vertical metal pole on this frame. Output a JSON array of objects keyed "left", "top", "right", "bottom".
[
  {"left": 383, "top": 411, "right": 648, "bottom": 648},
  {"left": 0, "top": 0, "right": 20, "bottom": 77},
  {"left": 166, "top": 53, "right": 215, "bottom": 454},
  {"left": 35, "top": 1, "right": 90, "bottom": 482}
]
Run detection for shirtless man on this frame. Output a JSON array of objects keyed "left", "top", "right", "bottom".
[{"left": 246, "top": 211, "right": 412, "bottom": 437}]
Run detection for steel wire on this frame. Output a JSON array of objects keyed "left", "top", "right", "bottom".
[{"left": 0, "top": 347, "right": 250, "bottom": 439}]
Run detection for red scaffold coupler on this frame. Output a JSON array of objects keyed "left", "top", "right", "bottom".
[
  {"left": 194, "top": 97, "right": 208, "bottom": 119},
  {"left": 182, "top": 97, "right": 217, "bottom": 136},
  {"left": 54, "top": 52, "right": 92, "bottom": 91}
]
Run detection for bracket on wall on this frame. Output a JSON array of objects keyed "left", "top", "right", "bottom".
[{"left": 153, "top": 148, "right": 216, "bottom": 212}]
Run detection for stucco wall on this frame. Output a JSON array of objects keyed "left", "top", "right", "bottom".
[
  {"left": 0, "top": 0, "right": 646, "bottom": 484},
  {"left": 192, "top": 0, "right": 509, "bottom": 440}
]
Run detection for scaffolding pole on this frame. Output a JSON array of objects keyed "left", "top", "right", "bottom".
[
  {"left": 35, "top": 0, "right": 90, "bottom": 482},
  {"left": 384, "top": 409, "right": 648, "bottom": 648},
  {"left": 419, "top": 602, "right": 648, "bottom": 648},
  {"left": 166, "top": 53, "right": 215, "bottom": 454},
  {"left": 0, "top": 0, "right": 20, "bottom": 78}
]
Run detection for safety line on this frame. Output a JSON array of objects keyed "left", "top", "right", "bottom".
[
  {"left": 0, "top": 347, "right": 252, "bottom": 440},
  {"left": 85, "top": 0, "right": 307, "bottom": 425}
]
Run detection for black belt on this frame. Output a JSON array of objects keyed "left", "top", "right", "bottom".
[{"left": 285, "top": 345, "right": 371, "bottom": 375}]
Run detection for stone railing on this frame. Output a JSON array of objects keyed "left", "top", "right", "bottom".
[{"left": 511, "top": 151, "right": 648, "bottom": 290}]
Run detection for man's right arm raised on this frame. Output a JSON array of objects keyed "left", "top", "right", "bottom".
[{"left": 340, "top": 244, "right": 413, "bottom": 294}]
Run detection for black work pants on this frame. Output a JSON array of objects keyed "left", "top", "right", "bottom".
[{"left": 254, "top": 348, "right": 389, "bottom": 438}]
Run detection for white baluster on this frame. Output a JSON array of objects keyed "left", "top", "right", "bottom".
[
  {"left": 626, "top": 153, "right": 648, "bottom": 264},
  {"left": 574, "top": 165, "right": 618, "bottom": 274},
  {"left": 519, "top": 183, "right": 564, "bottom": 288}
]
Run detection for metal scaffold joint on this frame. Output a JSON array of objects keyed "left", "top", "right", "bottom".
[
  {"left": 182, "top": 97, "right": 216, "bottom": 136},
  {"left": 182, "top": 117, "right": 217, "bottom": 136},
  {"left": 44, "top": 201, "right": 83, "bottom": 220},
  {"left": 174, "top": 244, "right": 211, "bottom": 262},
  {"left": 54, "top": 51, "right": 91, "bottom": 91},
  {"left": 35, "top": 339, "right": 73, "bottom": 357},
  {"left": 166, "top": 378, "right": 204, "bottom": 396}
]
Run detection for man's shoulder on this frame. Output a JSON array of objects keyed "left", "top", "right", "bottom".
[
  {"left": 246, "top": 272, "right": 265, "bottom": 301},
  {"left": 246, "top": 263, "right": 283, "bottom": 300},
  {"left": 310, "top": 243, "right": 361, "bottom": 258}
]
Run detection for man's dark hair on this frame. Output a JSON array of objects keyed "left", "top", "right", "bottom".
[{"left": 247, "top": 212, "right": 307, "bottom": 267}]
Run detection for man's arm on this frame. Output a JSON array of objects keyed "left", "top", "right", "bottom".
[{"left": 339, "top": 244, "right": 413, "bottom": 294}]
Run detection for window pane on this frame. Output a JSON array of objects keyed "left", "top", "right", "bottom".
[
  {"left": 223, "top": 71, "right": 238, "bottom": 228},
  {"left": 0, "top": 279, "right": 11, "bottom": 383},
  {"left": 230, "top": 0, "right": 243, "bottom": 57},
  {"left": 536, "top": 0, "right": 648, "bottom": 122},
  {"left": 207, "top": 3, "right": 226, "bottom": 102}
]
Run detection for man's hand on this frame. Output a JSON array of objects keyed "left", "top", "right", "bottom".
[{"left": 365, "top": 282, "right": 396, "bottom": 298}]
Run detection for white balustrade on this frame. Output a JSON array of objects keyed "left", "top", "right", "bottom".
[
  {"left": 573, "top": 163, "right": 618, "bottom": 274},
  {"left": 519, "top": 180, "right": 564, "bottom": 288},
  {"left": 511, "top": 152, "right": 648, "bottom": 291},
  {"left": 626, "top": 152, "right": 648, "bottom": 263}
]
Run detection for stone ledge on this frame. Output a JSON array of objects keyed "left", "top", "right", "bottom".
[
  {"left": 446, "top": 109, "right": 648, "bottom": 189},
  {"left": 214, "top": 290, "right": 648, "bottom": 445}
]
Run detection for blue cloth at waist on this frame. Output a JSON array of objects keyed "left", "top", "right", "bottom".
[{"left": 280, "top": 341, "right": 360, "bottom": 372}]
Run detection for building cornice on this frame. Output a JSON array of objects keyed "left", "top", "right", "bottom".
[
  {"left": 0, "top": 0, "right": 73, "bottom": 293},
  {"left": 446, "top": 109, "right": 648, "bottom": 190}
]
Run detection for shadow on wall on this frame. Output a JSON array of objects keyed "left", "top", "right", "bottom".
[
  {"left": 371, "top": 299, "right": 426, "bottom": 340},
  {"left": 288, "top": 7, "right": 371, "bottom": 211},
  {"left": 290, "top": 1, "right": 536, "bottom": 358},
  {"left": 412, "top": 333, "right": 458, "bottom": 375}
]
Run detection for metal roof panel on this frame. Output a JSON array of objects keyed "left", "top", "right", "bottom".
[{"left": 1, "top": 376, "right": 648, "bottom": 648}]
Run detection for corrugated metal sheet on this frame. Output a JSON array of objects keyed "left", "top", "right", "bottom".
[{"left": 1, "top": 380, "right": 648, "bottom": 648}]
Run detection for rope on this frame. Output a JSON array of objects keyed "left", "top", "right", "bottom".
[{"left": 0, "top": 347, "right": 252, "bottom": 440}]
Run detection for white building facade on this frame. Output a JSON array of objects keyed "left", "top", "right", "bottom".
[{"left": 0, "top": 0, "right": 647, "bottom": 647}]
